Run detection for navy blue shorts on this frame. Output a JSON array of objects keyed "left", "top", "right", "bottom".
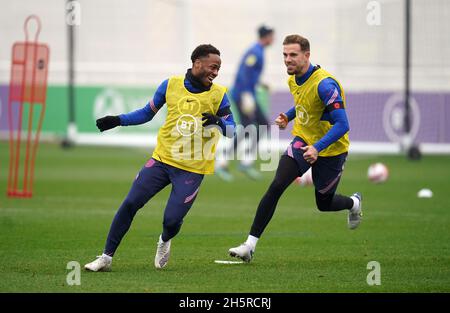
[
  {"left": 133, "top": 158, "right": 204, "bottom": 223},
  {"left": 103, "top": 159, "right": 204, "bottom": 254},
  {"left": 284, "top": 136, "right": 348, "bottom": 195}
]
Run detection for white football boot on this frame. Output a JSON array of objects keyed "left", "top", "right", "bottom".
[
  {"left": 84, "top": 255, "right": 112, "bottom": 272},
  {"left": 154, "top": 236, "right": 171, "bottom": 269},
  {"left": 228, "top": 243, "right": 254, "bottom": 262},
  {"left": 348, "top": 192, "right": 363, "bottom": 230}
]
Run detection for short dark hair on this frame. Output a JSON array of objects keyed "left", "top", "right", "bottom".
[
  {"left": 191, "top": 44, "right": 220, "bottom": 63},
  {"left": 283, "top": 35, "right": 310, "bottom": 52},
  {"left": 258, "top": 25, "right": 274, "bottom": 39}
]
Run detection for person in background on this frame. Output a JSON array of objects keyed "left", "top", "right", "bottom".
[{"left": 216, "top": 25, "right": 275, "bottom": 181}]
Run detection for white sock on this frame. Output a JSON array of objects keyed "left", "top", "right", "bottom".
[
  {"left": 350, "top": 196, "right": 360, "bottom": 211},
  {"left": 158, "top": 234, "right": 165, "bottom": 243},
  {"left": 245, "top": 235, "right": 259, "bottom": 250},
  {"left": 101, "top": 253, "right": 112, "bottom": 261}
]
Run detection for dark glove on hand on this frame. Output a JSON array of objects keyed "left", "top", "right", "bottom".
[
  {"left": 202, "top": 113, "right": 223, "bottom": 127},
  {"left": 96, "top": 115, "right": 121, "bottom": 132}
]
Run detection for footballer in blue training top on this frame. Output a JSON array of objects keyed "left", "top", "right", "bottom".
[{"left": 215, "top": 25, "right": 275, "bottom": 181}]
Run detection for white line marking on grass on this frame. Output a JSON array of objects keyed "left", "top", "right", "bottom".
[{"left": 214, "top": 260, "right": 244, "bottom": 264}]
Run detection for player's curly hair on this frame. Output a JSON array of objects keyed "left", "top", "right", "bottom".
[
  {"left": 191, "top": 44, "right": 220, "bottom": 63},
  {"left": 283, "top": 35, "right": 310, "bottom": 52}
]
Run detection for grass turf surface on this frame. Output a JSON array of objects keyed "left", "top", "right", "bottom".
[{"left": 0, "top": 142, "right": 449, "bottom": 292}]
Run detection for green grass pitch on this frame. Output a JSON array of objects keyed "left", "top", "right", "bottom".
[{"left": 0, "top": 142, "right": 449, "bottom": 292}]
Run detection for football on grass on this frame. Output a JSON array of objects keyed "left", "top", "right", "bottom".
[{"left": 367, "top": 162, "right": 389, "bottom": 183}]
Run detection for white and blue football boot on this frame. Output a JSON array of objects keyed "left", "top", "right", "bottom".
[
  {"left": 228, "top": 243, "right": 254, "bottom": 263},
  {"left": 348, "top": 192, "right": 363, "bottom": 230},
  {"left": 154, "top": 236, "right": 171, "bottom": 269},
  {"left": 84, "top": 254, "right": 112, "bottom": 272}
]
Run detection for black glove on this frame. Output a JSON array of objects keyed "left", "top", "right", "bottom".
[
  {"left": 202, "top": 113, "right": 223, "bottom": 127},
  {"left": 96, "top": 115, "right": 121, "bottom": 132}
]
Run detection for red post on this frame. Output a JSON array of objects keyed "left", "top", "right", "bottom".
[{"left": 7, "top": 15, "right": 50, "bottom": 198}]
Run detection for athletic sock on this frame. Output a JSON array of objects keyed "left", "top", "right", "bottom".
[
  {"left": 245, "top": 235, "right": 258, "bottom": 251},
  {"left": 101, "top": 253, "right": 112, "bottom": 262},
  {"left": 350, "top": 195, "right": 360, "bottom": 212}
]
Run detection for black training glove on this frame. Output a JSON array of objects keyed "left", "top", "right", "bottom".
[
  {"left": 202, "top": 113, "right": 223, "bottom": 127},
  {"left": 96, "top": 115, "right": 121, "bottom": 132}
]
